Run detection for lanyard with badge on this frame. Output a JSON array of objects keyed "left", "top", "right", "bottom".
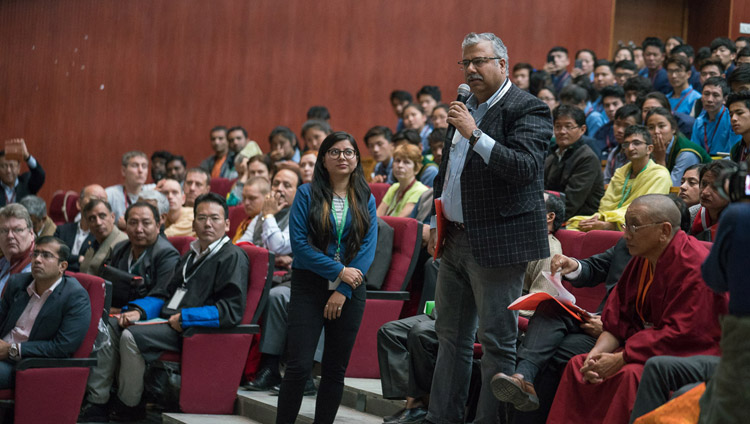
[
  {"left": 168, "top": 237, "right": 222, "bottom": 309},
  {"left": 332, "top": 196, "right": 349, "bottom": 262}
]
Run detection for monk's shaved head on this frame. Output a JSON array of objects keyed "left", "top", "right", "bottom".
[{"left": 631, "top": 194, "right": 681, "bottom": 235}]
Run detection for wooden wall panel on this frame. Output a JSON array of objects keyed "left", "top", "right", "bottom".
[
  {"left": 687, "top": 0, "right": 732, "bottom": 50},
  {"left": 0, "top": 0, "right": 614, "bottom": 202},
  {"left": 612, "top": 0, "right": 687, "bottom": 55},
  {"left": 730, "top": 0, "right": 750, "bottom": 39}
]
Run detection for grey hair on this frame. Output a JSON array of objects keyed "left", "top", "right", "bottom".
[
  {"left": 121, "top": 151, "right": 147, "bottom": 167},
  {"left": 138, "top": 190, "right": 169, "bottom": 216},
  {"left": 462, "top": 32, "right": 509, "bottom": 63},
  {"left": 19, "top": 195, "right": 46, "bottom": 219},
  {"left": 0, "top": 203, "right": 33, "bottom": 229}
]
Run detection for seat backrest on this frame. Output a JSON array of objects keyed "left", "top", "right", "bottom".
[
  {"left": 379, "top": 216, "right": 421, "bottom": 291},
  {"left": 49, "top": 190, "right": 79, "bottom": 224},
  {"left": 210, "top": 178, "right": 235, "bottom": 198},
  {"left": 368, "top": 183, "right": 390, "bottom": 207},
  {"left": 168, "top": 236, "right": 196, "bottom": 255},
  {"left": 228, "top": 205, "right": 248, "bottom": 237},
  {"left": 555, "top": 229, "right": 585, "bottom": 260},
  {"left": 64, "top": 272, "right": 106, "bottom": 358},
  {"left": 239, "top": 245, "right": 274, "bottom": 324}
]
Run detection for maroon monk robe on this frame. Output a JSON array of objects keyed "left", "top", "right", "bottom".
[{"left": 547, "top": 231, "right": 727, "bottom": 424}]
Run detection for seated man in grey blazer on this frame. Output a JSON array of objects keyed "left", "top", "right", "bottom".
[
  {"left": 0, "top": 236, "right": 91, "bottom": 389},
  {"left": 79, "top": 199, "right": 127, "bottom": 276}
]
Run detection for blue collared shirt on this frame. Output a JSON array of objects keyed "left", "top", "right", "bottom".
[
  {"left": 433, "top": 78, "right": 511, "bottom": 225},
  {"left": 666, "top": 136, "right": 701, "bottom": 186},
  {"left": 690, "top": 105, "right": 741, "bottom": 155},
  {"left": 373, "top": 157, "right": 395, "bottom": 184},
  {"left": 668, "top": 86, "right": 701, "bottom": 115}
]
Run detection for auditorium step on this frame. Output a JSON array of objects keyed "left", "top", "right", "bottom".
[{"left": 163, "top": 413, "right": 260, "bottom": 423}]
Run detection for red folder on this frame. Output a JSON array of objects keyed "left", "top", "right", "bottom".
[
  {"left": 508, "top": 292, "right": 592, "bottom": 322},
  {"left": 434, "top": 199, "right": 447, "bottom": 260}
]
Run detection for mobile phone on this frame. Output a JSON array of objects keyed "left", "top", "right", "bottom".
[
  {"left": 574, "top": 59, "right": 583, "bottom": 69},
  {"left": 547, "top": 53, "right": 555, "bottom": 64}
]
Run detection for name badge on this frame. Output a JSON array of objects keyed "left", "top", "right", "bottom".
[{"left": 167, "top": 288, "right": 187, "bottom": 310}]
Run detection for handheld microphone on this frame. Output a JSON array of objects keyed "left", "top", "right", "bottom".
[{"left": 446, "top": 83, "right": 472, "bottom": 143}]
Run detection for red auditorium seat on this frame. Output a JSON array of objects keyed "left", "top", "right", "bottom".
[
  {"left": 228, "top": 205, "right": 248, "bottom": 237},
  {"left": 210, "top": 178, "right": 236, "bottom": 199},
  {"left": 368, "top": 182, "right": 391, "bottom": 207},
  {"left": 49, "top": 189, "right": 79, "bottom": 224},
  {"left": 167, "top": 236, "right": 195, "bottom": 256}
]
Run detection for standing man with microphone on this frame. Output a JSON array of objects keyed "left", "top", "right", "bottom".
[{"left": 426, "top": 32, "right": 552, "bottom": 424}]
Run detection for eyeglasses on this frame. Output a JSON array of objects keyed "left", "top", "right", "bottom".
[
  {"left": 458, "top": 57, "right": 501, "bottom": 70},
  {"left": 553, "top": 125, "right": 580, "bottom": 133},
  {"left": 31, "top": 250, "right": 60, "bottom": 260},
  {"left": 621, "top": 141, "right": 647, "bottom": 149},
  {"left": 623, "top": 222, "right": 665, "bottom": 234},
  {"left": 327, "top": 148, "right": 356, "bottom": 159},
  {"left": 0, "top": 227, "right": 28, "bottom": 237},
  {"left": 195, "top": 214, "right": 224, "bottom": 223}
]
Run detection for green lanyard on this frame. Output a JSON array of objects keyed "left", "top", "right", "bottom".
[
  {"left": 618, "top": 161, "right": 650, "bottom": 208},
  {"left": 333, "top": 196, "right": 349, "bottom": 262}
]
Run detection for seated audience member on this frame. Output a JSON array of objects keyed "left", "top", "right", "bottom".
[
  {"left": 430, "top": 104, "right": 449, "bottom": 130},
  {"left": 529, "top": 70, "right": 554, "bottom": 97},
  {"left": 711, "top": 37, "right": 737, "bottom": 77},
  {"left": 306, "top": 105, "right": 330, "bottom": 123},
  {"left": 727, "top": 90, "right": 750, "bottom": 162},
  {"left": 301, "top": 120, "right": 332, "bottom": 152},
  {"left": 390, "top": 90, "right": 413, "bottom": 133},
  {"left": 690, "top": 160, "right": 736, "bottom": 241},
  {"left": 401, "top": 103, "right": 433, "bottom": 155},
  {"left": 365, "top": 125, "right": 395, "bottom": 184},
  {"left": 137, "top": 189, "right": 169, "bottom": 228},
  {"left": 614, "top": 60, "right": 638, "bottom": 86},
  {"left": 247, "top": 154, "right": 273, "bottom": 180},
  {"left": 665, "top": 56, "right": 701, "bottom": 115},
  {"left": 227, "top": 126, "right": 252, "bottom": 154},
  {"left": 544, "top": 105, "right": 604, "bottom": 219},
  {"left": 105, "top": 151, "right": 150, "bottom": 228},
  {"left": 165, "top": 155, "right": 187, "bottom": 184},
  {"left": 0, "top": 139, "right": 45, "bottom": 207},
  {"left": 537, "top": 86, "right": 559, "bottom": 115},
  {"left": 268, "top": 126, "right": 301, "bottom": 164},
  {"left": 736, "top": 35, "right": 750, "bottom": 51},
  {"left": 160, "top": 178, "right": 195, "bottom": 238},
  {"left": 546, "top": 195, "right": 726, "bottom": 424},
  {"left": 678, "top": 164, "right": 702, "bottom": 224},
  {"left": 593, "top": 85, "right": 626, "bottom": 158},
  {"left": 691, "top": 77, "right": 741, "bottom": 155},
  {"left": 379, "top": 193, "right": 566, "bottom": 424},
  {"left": 699, "top": 59, "right": 725, "bottom": 85},
  {"left": 590, "top": 61, "right": 617, "bottom": 113},
  {"left": 79, "top": 193, "right": 248, "bottom": 421},
  {"left": 149, "top": 151, "right": 171, "bottom": 184},
  {"left": 0, "top": 205, "right": 35, "bottom": 294},
  {"left": 298, "top": 150, "right": 317, "bottom": 184},
  {"left": 614, "top": 46, "right": 634, "bottom": 63},
  {"left": 638, "top": 37, "right": 671, "bottom": 95},
  {"left": 736, "top": 46, "right": 750, "bottom": 66},
  {"left": 427, "top": 128, "right": 446, "bottom": 166},
  {"left": 728, "top": 63, "right": 750, "bottom": 92},
  {"left": 392, "top": 129, "right": 438, "bottom": 187},
  {"left": 417, "top": 85, "right": 441, "bottom": 119},
  {"left": 232, "top": 177, "right": 271, "bottom": 243},
  {"left": 645, "top": 107, "right": 710, "bottom": 186},
  {"left": 567, "top": 125, "right": 672, "bottom": 231},
  {"left": 377, "top": 144, "right": 429, "bottom": 218},
  {"left": 573, "top": 49, "right": 597, "bottom": 82},
  {"left": 200, "top": 126, "right": 237, "bottom": 179},
  {"left": 623, "top": 75, "right": 653, "bottom": 105},
  {"left": 0, "top": 236, "right": 91, "bottom": 390},
  {"left": 669, "top": 44, "right": 702, "bottom": 91},
  {"left": 545, "top": 46, "right": 572, "bottom": 94},
  {"left": 54, "top": 184, "right": 106, "bottom": 272},
  {"left": 641, "top": 91, "right": 695, "bottom": 138},
  {"left": 513, "top": 63, "right": 533, "bottom": 91},
  {"left": 604, "top": 104, "right": 642, "bottom": 184},
  {"left": 19, "top": 195, "right": 56, "bottom": 238},
  {"left": 226, "top": 153, "right": 252, "bottom": 206},
  {"left": 104, "top": 202, "right": 180, "bottom": 310},
  {"left": 664, "top": 35, "right": 683, "bottom": 56},
  {"left": 559, "top": 84, "right": 607, "bottom": 138},
  {"left": 633, "top": 46, "right": 646, "bottom": 69},
  {"left": 79, "top": 200, "right": 128, "bottom": 276},
  {"left": 183, "top": 168, "right": 211, "bottom": 207}
]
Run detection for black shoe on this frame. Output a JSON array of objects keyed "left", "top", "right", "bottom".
[
  {"left": 242, "top": 367, "right": 282, "bottom": 391},
  {"left": 398, "top": 407, "right": 428, "bottom": 424},
  {"left": 78, "top": 401, "right": 109, "bottom": 423},
  {"left": 108, "top": 397, "right": 146, "bottom": 422},
  {"left": 383, "top": 407, "right": 407, "bottom": 423},
  {"left": 268, "top": 377, "right": 317, "bottom": 396}
]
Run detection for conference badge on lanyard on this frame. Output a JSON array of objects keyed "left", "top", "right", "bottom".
[{"left": 332, "top": 196, "right": 349, "bottom": 262}]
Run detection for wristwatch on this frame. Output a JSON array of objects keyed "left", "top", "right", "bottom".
[
  {"left": 9, "top": 343, "right": 19, "bottom": 360},
  {"left": 469, "top": 129, "right": 483, "bottom": 146}
]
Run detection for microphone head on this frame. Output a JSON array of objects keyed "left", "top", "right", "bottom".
[{"left": 458, "top": 84, "right": 471, "bottom": 97}]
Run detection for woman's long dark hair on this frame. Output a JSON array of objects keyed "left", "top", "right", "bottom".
[{"left": 308, "top": 131, "right": 372, "bottom": 264}]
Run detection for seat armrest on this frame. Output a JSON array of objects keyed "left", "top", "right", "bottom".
[
  {"left": 181, "top": 324, "right": 259, "bottom": 337},
  {"left": 366, "top": 291, "right": 410, "bottom": 301},
  {"left": 15, "top": 357, "right": 97, "bottom": 371}
]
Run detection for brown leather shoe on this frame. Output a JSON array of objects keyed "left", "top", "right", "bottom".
[{"left": 491, "top": 372, "right": 540, "bottom": 411}]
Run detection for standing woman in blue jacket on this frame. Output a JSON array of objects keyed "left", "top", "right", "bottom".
[{"left": 277, "top": 131, "right": 378, "bottom": 424}]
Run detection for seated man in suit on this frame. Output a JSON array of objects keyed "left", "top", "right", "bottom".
[
  {"left": 79, "top": 193, "right": 248, "bottom": 422},
  {"left": 0, "top": 236, "right": 91, "bottom": 389},
  {"left": 0, "top": 204, "right": 36, "bottom": 294},
  {"left": 232, "top": 176, "right": 271, "bottom": 243},
  {"left": 54, "top": 184, "right": 106, "bottom": 272},
  {"left": 79, "top": 200, "right": 127, "bottom": 276},
  {"left": 0, "top": 139, "right": 45, "bottom": 207},
  {"left": 19, "top": 195, "right": 56, "bottom": 238}
]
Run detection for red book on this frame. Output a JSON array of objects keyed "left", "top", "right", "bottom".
[{"left": 508, "top": 292, "right": 592, "bottom": 322}]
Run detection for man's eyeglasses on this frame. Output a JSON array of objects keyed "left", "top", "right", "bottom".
[
  {"left": 621, "top": 141, "right": 648, "bottom": 149},
  {"left": 195, "top": 215, "right": 224, "bottom": 224},
  {"left": 458, "top": 57, "right": 501, "bottom": 70},
  {"left": 623, "top": 222, "right": 664, "bottom": 234},
  {"left": 0, "top": 227, "right": 28, "bottom": 237},
  {"left": 31, "top": 250, "right": 60, "bottom": 260},
  {"left": 327, "top": 148, "right": 356, "bottom": 159}
]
